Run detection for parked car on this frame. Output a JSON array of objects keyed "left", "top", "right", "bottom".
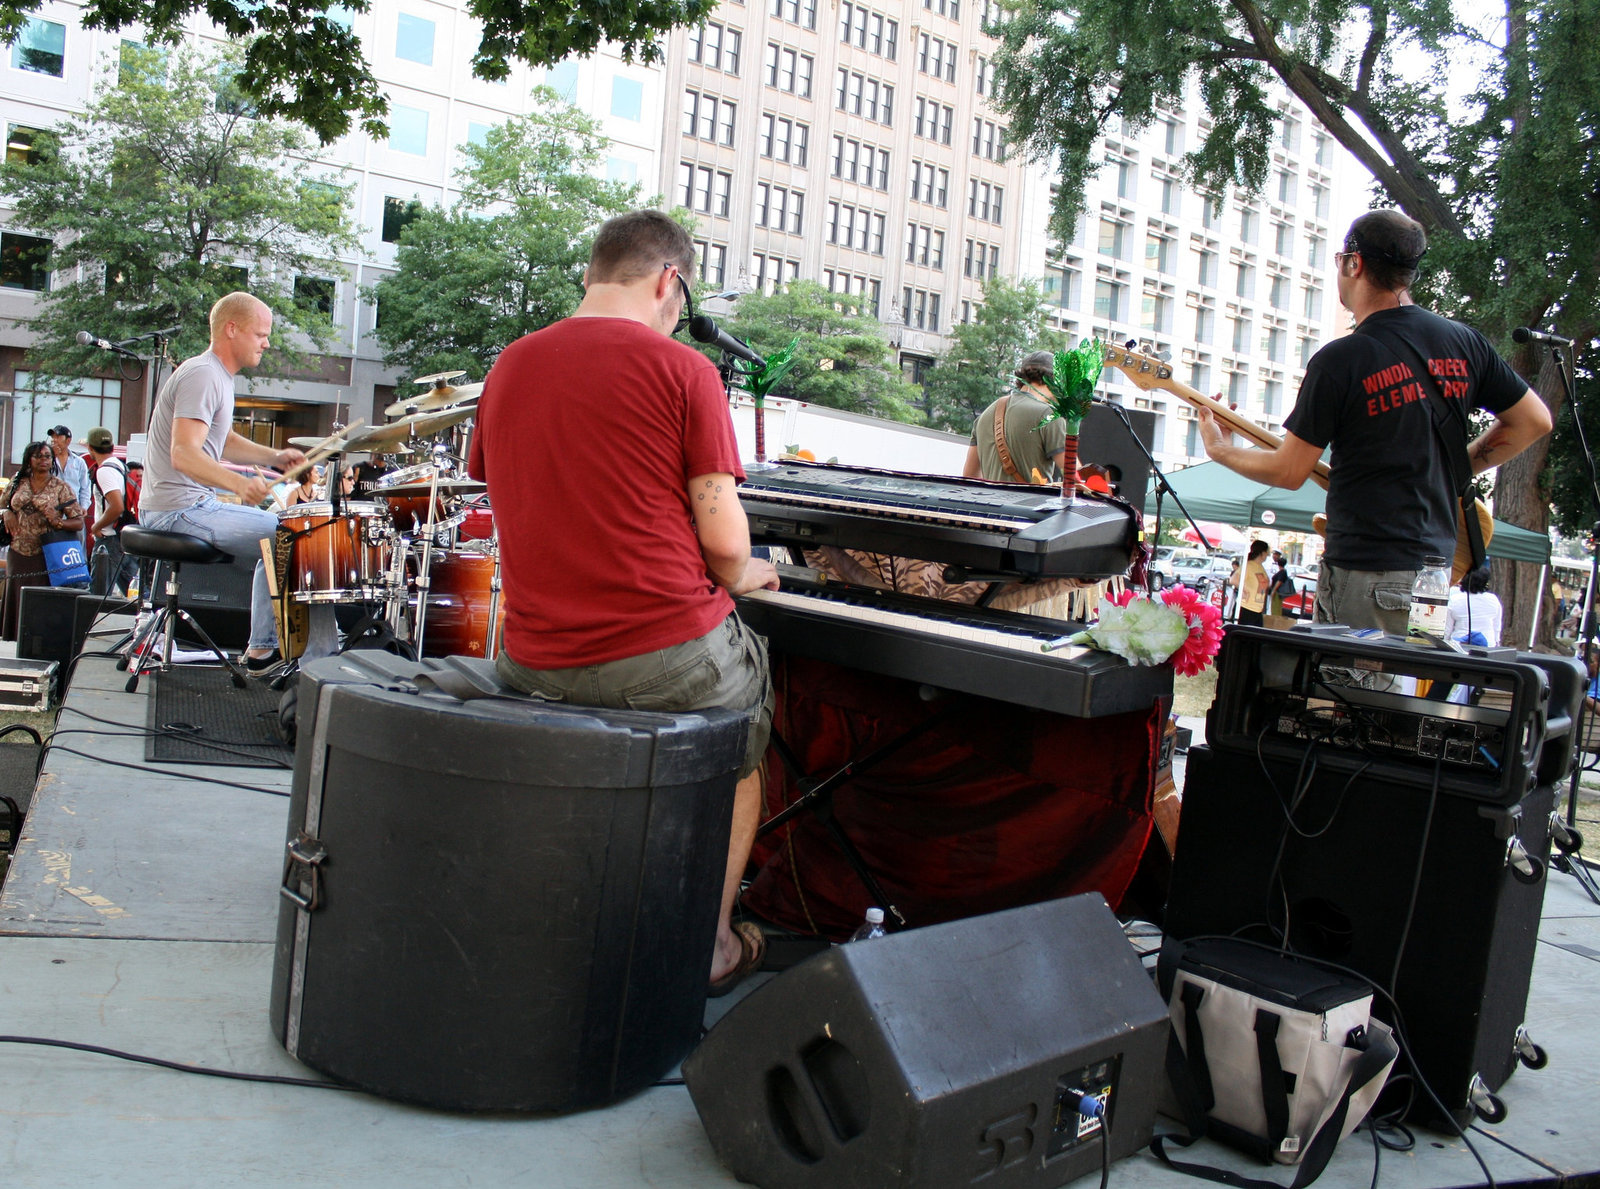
[
  {"left": 1151, "top": 546, "right": 1206, "bottom": 589},
  {"left": 1282, "top": 572, "right": 1318, "bottom": 618}
]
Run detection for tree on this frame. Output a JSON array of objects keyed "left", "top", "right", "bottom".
[
  {"left": 0, "top": 41, "right": 360, "bottom": 387},
  {"left": 366, "top": 91, "right": 640, "bottom": 383},
  {"left": 919, "top": 276, "right": 1065, "bottom": 432},
  {"left": 715, "top": 283, "right": 923, "bottom": 424},
  {"left": 0, "top": 0, "right": 715, "bottom": 143},
  {"left": 992, "top": 0, "right": 1600, "bottom": 648}
]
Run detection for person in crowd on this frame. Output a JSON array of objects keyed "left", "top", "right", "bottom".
[
  {"left": 47, "top": 424, "right": 92, "bottom": 541},
  {"left": 1238, "top": 540, "right": 1270, "bottom": 627},
  {"left": 85, "top": 427, "right": 137, "bottom": 595},
  {"left": 1200, "top": 209, "right": 1551, "bottom": 632},
  {"left": 2, "top": 440, "right": 85, "bottom": 639},
  {"left": 963, "top": 351, "right": 1068, "bottom": 484},
  {"left": 1224, "top": 558, "right": 1242, "bottom": 620},
  {"left": 138, "top": 291, "right": 305, "bottom": 673},
  {"left": 1266, "top": 551, "right": 1291, "bottom": 616},
  {"left": 468, "top": 210, "right": 778, "bottom": 996},
  {"left": 1444, "top": 564, "right": 1503, "bottom": 648}
]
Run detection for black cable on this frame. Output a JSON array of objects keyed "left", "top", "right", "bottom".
[
  {"left": 1097, "top": 1113, "right": 1111, "bottom": 1189},
  {"left": 1469, "top": 1123, "right": 1566, "bottom": 1177},
  {"left": 0, "top": 1034, "right": 350, "bottom": 1090},
  {"left": 41, "top": 745, "right": 287, "bottom": 797},
  {"left": 47, "top": 725, "right": 291, "bottom": 769},
  {"left": 1387, "top": 754, "right": 1442, "bottom": 995}
]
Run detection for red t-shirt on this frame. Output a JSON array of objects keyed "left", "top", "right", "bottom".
[{"left": 468, "top": 317, "right": 744, "bottom": 668}]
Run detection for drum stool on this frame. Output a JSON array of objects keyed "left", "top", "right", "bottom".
[{"left": 117, "top": 527, "right": 249, "bottom": 693}]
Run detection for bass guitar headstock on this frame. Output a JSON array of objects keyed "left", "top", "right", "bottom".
[{"left": 1100, "top": 342, "right": 1176, "bottom": 394}]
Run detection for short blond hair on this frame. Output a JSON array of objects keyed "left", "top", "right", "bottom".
[{"left": 209, "top": 291, "right": 267, "bottom": 340}]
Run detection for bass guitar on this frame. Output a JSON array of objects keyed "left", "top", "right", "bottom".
[{"left": 1100, "top": 343, "right": 1491, "bottom": 583}]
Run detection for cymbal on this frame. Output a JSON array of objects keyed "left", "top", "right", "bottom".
[
  {"left": 385, "top": 380, "right": 483, "bottom": 418},
  {"left": 375, "top": 479, "right": 488, "bottom": 498},
  {"left": 289, "top": 435, "right": 333, "bottom": 450},
  {"left": 346, "top": 404, "right": 474, "bottom": 452},
  {"left": 412, "top": 370, "right": 467, "bottom": 387}
]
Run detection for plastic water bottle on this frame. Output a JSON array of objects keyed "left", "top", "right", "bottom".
[
  {"left": 848, "top": 907, "right": 887, "bottom": 942},
  {"left": 1408, "top": 555, "right": 1450, "bottom": 636}
]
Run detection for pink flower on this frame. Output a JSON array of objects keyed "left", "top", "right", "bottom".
[{"left": 1158, "top": 585, "right": 1225, "bottom": 676}]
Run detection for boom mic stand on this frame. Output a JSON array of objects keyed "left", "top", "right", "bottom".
[
  {"left": 1553, "top": 342, "right": 1600, "bottom": 903},
  {"left": 1091, "top": 398, "right": 1213, "bottom": 594}
]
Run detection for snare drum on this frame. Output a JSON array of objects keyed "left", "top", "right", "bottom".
[
  {"left": 375, "top": 464, "right": 462, "bottom": 533},
  {"left": 279, "top": 501, "right": 395, "bottom": 603},
  {"left": 415, "top": 549, "right": 504, "bottom": 658}
]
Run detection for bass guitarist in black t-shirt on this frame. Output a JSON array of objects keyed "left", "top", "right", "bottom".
[{"left": 1198, "top": 209, "right": 1552, "bottom": 633}]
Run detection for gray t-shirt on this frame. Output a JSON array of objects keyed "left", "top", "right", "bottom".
[{"left": 142, "top": 350, "right": 235, "bottom": 515}]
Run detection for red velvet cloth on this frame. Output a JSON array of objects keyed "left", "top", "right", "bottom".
[{"left": 744, "top": 656, "right": 1161, "bottom": 940}]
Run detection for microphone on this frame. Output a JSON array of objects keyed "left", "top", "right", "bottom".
[
  {"left": 689, "top": 313, "right": 766, "bottom": 369},
  {"left": 1512, "top": 326, "right": 1574, "bottom": 348},
  {"left": 76, "top": 329, "right": 141, "bottom": 355}
]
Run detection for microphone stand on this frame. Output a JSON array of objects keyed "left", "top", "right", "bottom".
[
  {"left": 1553, "top": 344, "right": 1600, "bottom": 900},
  {"left": 1091, "top": 399, "right": 1213, "bottom": 595}
]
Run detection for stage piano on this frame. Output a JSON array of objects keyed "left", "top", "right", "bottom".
[{"left": 734, "top": 462, "right": 1169, "bottom": 718}]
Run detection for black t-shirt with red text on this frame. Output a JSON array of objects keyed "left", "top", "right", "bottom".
[{"left": 1283, "top": 305, "right": 1528, "bottom": 571}]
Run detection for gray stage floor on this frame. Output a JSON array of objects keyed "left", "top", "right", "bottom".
[{"left": 1, "top": 639, "right": 1597, "bottom": 1187}]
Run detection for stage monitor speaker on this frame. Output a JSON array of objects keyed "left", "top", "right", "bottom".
[
  {"left": 683, "top": 893, "right": 1170, "bottom": 1189},
  {"left": 1166, "top": 744, "right": 1553, "bottom": 1130},
  {"left": 17, "top": 585, "right": 87, "bottom": 668},
  {"left": 165, "top": 556, "right": 252, "bottom": 651},
  {"left": 1076, "top": 403, "right": 1155, "bottom": 510}
]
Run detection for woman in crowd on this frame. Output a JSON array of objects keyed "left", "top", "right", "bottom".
[
  {"left": 2, "top": 440, "right": 85, "bottom": 640},
  {"left": 1237, "top": 540, "right": 1270, "bottom": 627}
]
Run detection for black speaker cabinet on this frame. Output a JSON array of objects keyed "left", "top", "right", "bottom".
[
  {"left": 18, "top": 585, "right": 87, "bottom": 667},
  {"left": 164, "top": 555, "right": 252, "bottom": 650},
  {"left": 683, "top": 894, "right": 1170, "bottom": 1189},
  {"left": 1077, "top": 403, "right": 1156, "bottom": 510},
  {"left": 270, "top": 651, "right": 749, "bottom": 1112},
  {"left": 1166, "top": 744, "right": 1553, "bottom": 1130}
]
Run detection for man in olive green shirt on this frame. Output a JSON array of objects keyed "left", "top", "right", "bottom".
[{"left": 963, "top": 351, "right": 1068, "bottom": 483}]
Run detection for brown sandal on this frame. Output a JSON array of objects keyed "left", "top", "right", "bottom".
[{"left": 708, "top": 920, "right": 767, "bottom": 998}]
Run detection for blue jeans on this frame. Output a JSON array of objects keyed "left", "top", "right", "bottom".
[
  {"left": 1315, "top": 562, "right": 1417, "bottom": 635},
  {"left": 140, "top": 497, "right": 278, "bottom": 651}
]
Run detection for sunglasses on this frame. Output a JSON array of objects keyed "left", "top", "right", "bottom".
[{"left": 667, "top": 263, "right": 695, "bottom": 335}]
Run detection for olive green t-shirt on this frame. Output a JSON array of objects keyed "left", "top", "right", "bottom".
[{"left": 968, "top": 386, "right": 1068, "bottom": 483}]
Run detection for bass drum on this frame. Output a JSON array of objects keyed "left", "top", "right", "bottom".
[{"left": 416, "top": 549, "right": 504, "bottom": 659}]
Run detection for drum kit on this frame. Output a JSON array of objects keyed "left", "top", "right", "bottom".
[{"left": 275, "top": 371, "right": 501, "bottom": 662}]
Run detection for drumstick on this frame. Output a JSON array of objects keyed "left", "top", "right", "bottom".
[{"left": 278, "top": 420, "right": 366, "bottom": 483}]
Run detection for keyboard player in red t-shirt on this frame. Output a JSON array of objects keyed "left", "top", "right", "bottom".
[{"left": 468, "top": 210, "right": 780, "bottom": 996}]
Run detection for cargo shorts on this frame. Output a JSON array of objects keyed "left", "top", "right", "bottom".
[{"left": 495, "top": 612, "right": 774, "bottom": 779}]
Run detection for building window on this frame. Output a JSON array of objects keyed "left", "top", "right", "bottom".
[
  {"left": 689, "top": 21, "right": 742, "bottom": 74},
  {"left": 0, "top": 232, "right": 51, "bottom": 291},
  {"left": 1305, "top": 234, "right": 1325, "bottom": 269},
  {"left": 913, "top": 98, "right": 953, "bottom": 144},
  {"left": 837, "top": 70, "right": 894, "bottom": 125},
  {"left": 1309, "top": 182, "right": 1330, "bottom": 218},
  {"left": 1097, "top": 217, "right": 1127, "bottom": 260},
  {"left": 762, "top": 44, "right": 812, "bottom": 96},
  {"left": 905, "top": 223, "right": 945, "bottom": 268},
  {"left": 1043, "top": 265, "right": 1079, "bottom": 310},
  {"left": 1161, "top": 117, "right": 1182, "bottom": 156},
  {"left": 922, "top": 0, "right": 960, "bottom": 20},
  {"left": 10, "top": 18, "right": 65, "bottom": 77},
  {"left": 755, "top": 182, "right": 805, "bottom": 233},
  {"left": 546, "top": 60, "right": 579, "bottom": 100},
  {"left": 395, "top": 13, "right": 435, "bottom": 65},
  {"left": 694, "top": 240, "right": 727, "bottom": 286},
  {"left": 294, "top": 275, "right": 336, "bottom": 317},
  {"left": 1268, "top": 274, "right": 1288, "bottom": 310},
  {"left": 832, "top": 136, "right": 889, "bottom": 189},
  {"left": 684, "top": 90, "right": 737, "bottom": 145},
  {"left": 611, "top": 77, "right": 644, "bottom": 121},
  {"left": 5, "top": 124, "right": 45, "bottom": 166},
  {"left": 1188, "top": 360, "right": 1210, "bottom": 394},
  {"left": 1195, "top": 247, "right": 1218, "bottom": 287},
  {"left": 909, "top": 160, "right": 949, "bottom": 208},
  {"left": 972, "top": 119, "right": 1006, "bottom": 161},
  {"left": 750, "top": 252, "right": 802, "bottom": 294},
  {"left": 1194, "top": 305, "right": 1214, "bottom": 343},
  {"left": 1302, "top": 284, "right": 1323, "bottom": 321},
  {"left": 826, "top": 202, "right": 886, "bottom": 254},
  {"left": 901, "top": 286, "right": 941, "bottom": 330},
  {"left": 760, "top": 113, "right": 808, "bottom": 164},
  {"left": 1227, "top": 370, "right": 1248, "bottom": 404},
  {"left": 388, "top": 105, "right": 430, "bottom": 155},
  {"left": 772, "top": 0, "right": 818, "bottom": 29},
  {"left": 963, "top": 238, "right": 1000, "bottom": 280},
  {"left": 1272, "top": 221, "right": 1292, "bottom": 256},
  {"left": 11, "top": 371, "right": 121, "bottom": 466},
  {"left": 680, "top": 162, "right": 733, "bottom": 216},
  {"left": 1239, "top": 208, "right": 1258, "bottom": 243},
  {"left": 1093, "top": 279, "right": 1127, "bottom": 323},
  {"left": 1313, "top": 131, "right": 1331, "bottom": 166},
  {"left": 1276, "top": 168, "right": 1296, "bottom": 205},
  {"left": 1234, "top": 261, "right": 1254, "bottom": 300},
  {"left": 1145, "top": 233, "right": 1173, "bottom": 274},
  {"left": 607, "top": 156, "right": 638, "bottom": 183},
  {"left": 968, "top": 180, "right": 1004, "bottom": 224},
  {"left": 381, "top": 196, "right": 422, "bottom": 244},
  {"left": 917, "top": 33, "right": 956, "bottom": 82},
  {"left": 1141, "top": 291, "right": 1172, "bottom": 334},
  {"left": 1231, "top": 314, "right": 1251, "bottom": 352},
  {"left": 1106, "top": 155, "right": 1134, "bottom": 199},
  {"left": 1261, "top": 325, "right": 1285, "bottom": 362},
  {"left": 839, "top": 2, "right": 897, "bottom": 57},
  {"left": 1300, "top": 334, "right": 1319, "bottom": 366},
  {"left": 1261, "top": 378, "right": 1282, "bottom": 415},
  {"left": 1159, "top": 177, "right": 1180, "bottom": 216}
]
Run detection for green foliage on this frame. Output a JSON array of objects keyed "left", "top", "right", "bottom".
[
  {"left": 0, "top": 41, "right": 359, "bottom": 379},
  {"left": 919, "top": 276, "right": 1064, "bottom": 432},
  {"left": 365, "top": 90, "right": 640, "bottom": 383},
  {"left": 714, "top": 282, "right": 922, "bottom": 423},
  {"left": 0, "top": 1, "right": 715, "bottom": 143}
]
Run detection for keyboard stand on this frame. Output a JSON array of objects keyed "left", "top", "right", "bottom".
[{"left": 757, "top": 701, "right": 956, "bottom": 930}]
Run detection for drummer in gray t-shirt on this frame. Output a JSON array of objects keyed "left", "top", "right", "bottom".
[{"left": 139, "top": 291, "right": 306, "bottom": 672}]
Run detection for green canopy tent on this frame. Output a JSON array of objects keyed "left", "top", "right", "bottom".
[{"left": 1142, "top": 461, "right": 1551, "bottom": 564}]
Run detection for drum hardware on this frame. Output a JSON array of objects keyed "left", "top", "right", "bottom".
[
  {"left": 277, "top": 500, "right": 398, "bottom": 604},
  {"left": 383, "top": 381, "right": 483, "bottom": 418}
]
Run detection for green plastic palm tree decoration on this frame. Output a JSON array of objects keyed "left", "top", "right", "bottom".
[
  {"left": 1037, "top": 338, "right": 1103, "bottom": 500},
  {"left": 743, "top": 337, "right": 798, "bottom": 466}
]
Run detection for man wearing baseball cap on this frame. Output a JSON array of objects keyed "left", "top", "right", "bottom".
[
  {"left": 47, "top": 425, "right": 92, "bottom": 520},
  {"left": 85, "top": 427, "right": 136, "bottom": 595}
]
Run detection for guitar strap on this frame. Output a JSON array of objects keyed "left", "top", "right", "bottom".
[
  {"left": 990, "top": 394, "right": 1031, "bottom": 483},
  {"left": 1364, "top": 325, "right": 1487, "bottom": 573}
]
